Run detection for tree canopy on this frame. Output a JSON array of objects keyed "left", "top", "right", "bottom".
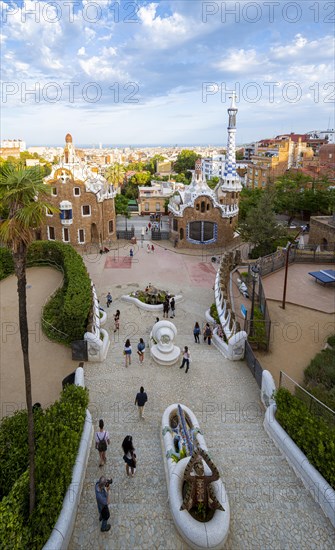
[
  {"left": 128, "top": 171, "right": 151, "bottom": 186},
  {"left": 173, "top": 150, "right": 200, "bottom": 174},
  {"left": 105, "top": 162, "right": 126, "bottom": 188},
  {"left": 238, "top": 189, "right": 286, "bottom": 257}
]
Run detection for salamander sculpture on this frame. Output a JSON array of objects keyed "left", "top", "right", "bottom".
[{"left": 161, "top": 404, "right": 230, "bottom": 550}]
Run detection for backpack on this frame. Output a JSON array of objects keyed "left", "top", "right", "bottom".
[
  {"left": 205, "top": 326, "right": 212, "bottom": 337},
  {"left": 97, "top": 432, "right": 107, "bottom": 452}
]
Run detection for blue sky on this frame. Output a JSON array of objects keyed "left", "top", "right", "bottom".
[{"left": 1, "top": 0, "right": 334, "bottom": 146}]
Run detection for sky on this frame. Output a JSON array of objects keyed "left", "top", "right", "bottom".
[{"left": 1, "top": 0, "right": 334, "bottom": 146}]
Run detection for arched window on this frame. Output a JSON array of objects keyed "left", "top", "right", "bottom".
[
  {"left": 196, "top": 204, "right": 199, "bottom": 211},
  {"left": 180, "top": 227, "right": 184, "bottom": 240},
  {"left": 206, "top": 203, "right": 210, "bottom": 211},
  {"left": 229, "top": 217, "right": 232, "bottom": 225},
  {"left": 201, "top": 201, "right": 205, "bottom": 213}
]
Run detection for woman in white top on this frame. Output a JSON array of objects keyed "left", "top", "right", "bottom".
[
  {"left": 179, "top": 346, "right": 191, "bottom": 373},
  {"left": 95, "top": 419, "right": 110, "bottom": 467}
]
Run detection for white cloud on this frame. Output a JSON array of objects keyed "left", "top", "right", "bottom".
[
  {"left": 40, "top": 46, "right": 63, "bottom": 70},
  {"left": 271, "top": 34, "right": 335, "bottom": 62},
  {"left": 215, "top": 49, "right": 270, "bottom": 74},
  {"left": 135, "top": 3, "right": 194, "bottom": 49},
  {"left": 79, "top": 56, "right": 128, "bottom": 81},
  {"left": 78, "top": 47, "right": 86, "bottom": 56}
]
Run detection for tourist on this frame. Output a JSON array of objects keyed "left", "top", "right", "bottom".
[
  {"left": 148, "top": 222, "right": 151, "bottom": 229},
  {"left": 122, "top": 435, "right": 136, "bottom": 477},
  {"left": 129, "top": 248, "right": 133, "bottom": 257},
  {"left": 179, "top": 346, "right": 191, "bottom": 373},
  {"left": 203, "top": 323, "right": 212, "bottom": 345},
  {"left": 163, "top": 297, "right": 169, "bottom": 319},
  {"left": 137, "top": 338, "right": 145, "bottom": 363},
  {"left": 193, "top": 322, "right": 201, "bottom": 343},
  {"left": 95, "top": 419, "right": 110, "bottom": 467},
  {"left": 113, "top": 310, "right": 120, "bottom": 333},
  {"left": 170, "top": 297, "right": 175, "bottom": 318},
  {"left": 95, "top": 476, "right": 111, "bottom": 532},
  {"left": 124, "top": 338, "right": 132, "bottom": 367},
  {"left": 134, "top": 386, "right": 148, "bottom": 419},
  {"left": 151, "top": 244, "right": 155, "bottom": 253},
  {"left": 147, "top": 243, "right": 151, "bottom": 253},
  {"left": 106, "top": 292, "right": 112, "bottom": 308}
]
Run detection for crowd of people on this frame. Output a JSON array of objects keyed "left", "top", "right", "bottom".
[{"left": 96, "top": 291, "right": 218, "bottom": 532}]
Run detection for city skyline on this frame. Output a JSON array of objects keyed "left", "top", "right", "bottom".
[{"left": 1, "top": 0, "right": 334, "bottom": 145}]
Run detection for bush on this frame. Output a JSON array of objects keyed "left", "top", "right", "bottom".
[
  {"left": 327, "top": 334, "right": 335, "bottom": 348},
  {"left": 304, "top": 348, "right": 335, "bottom": 390},
  {"left": 0, "top": 385, "right": 89, "bottom": 549},
  {"left": 303, "top": 345, "right": 335, "bottom": 411},
  {"left": 275, "top": 388, "right": 335, "bottom": 489},
  {"left": 0, "top": 248, "right": 14, "bottom": 280},
  {"left": 0, "top": 410, "right": 29, "bottom": 501},
  {"left": 210, "top": 303, "right": 219, "bottom": 323},
  {"left": 248, "top": 307, "right": 268, "bottom": 349}
]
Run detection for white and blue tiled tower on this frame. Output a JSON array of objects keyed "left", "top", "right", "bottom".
[
  {"left": 223, "top": 92, "right": 238, "bottom": 178},
  {"left": 220, "top": 92, "right": 242, "bottom": 195}
]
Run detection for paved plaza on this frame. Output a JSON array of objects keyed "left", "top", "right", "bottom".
[
  {"left": 69, "top": 244, "right": 334, "bottom": 549},
  {"left": 1, "top": 244, "right": 334, "bottom": 548}
]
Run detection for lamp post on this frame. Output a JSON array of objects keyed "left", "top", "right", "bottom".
[
  {"left": 250, "top": 264, "right": 260, "bottom": 337},
  {"left": 282, "top": 233, "right": 300, "bottom": 309}
]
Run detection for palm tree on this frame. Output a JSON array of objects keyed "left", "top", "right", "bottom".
[
  {"left": 105, "top": 162, "right": 126, "bottom": 191},
  {"left": 0, "top": 162, "right": 58, "bottom": 513}
]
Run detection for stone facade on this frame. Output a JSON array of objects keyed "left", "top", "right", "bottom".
[
  {"left": 40, "top": 134, "right": 116, "bottom": 247},
  {"left": 170, "top": 198, "right": 237, "bottom": 249},
  {"left": 308, "top": 216, "right": 335, "bottom": 250}
]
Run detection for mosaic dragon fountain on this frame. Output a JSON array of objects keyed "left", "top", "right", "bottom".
[{"left": 161, "top": 404, "right": 230, "bottom": 549}]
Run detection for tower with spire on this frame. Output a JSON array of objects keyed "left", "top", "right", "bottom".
[
  {"left": 168, "top": 95, "right": 242, "bottom": 249},
  {"left": 220, "top": 92, "right": 242, "bottom": 193}
]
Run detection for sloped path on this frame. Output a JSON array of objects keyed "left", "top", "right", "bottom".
[{"left": 69, "top": 264, "right": 334, "bottom": 549}]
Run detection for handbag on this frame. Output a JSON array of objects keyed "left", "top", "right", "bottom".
[{"left": 101, "top": 504, "right": 110, "bottom": 520}]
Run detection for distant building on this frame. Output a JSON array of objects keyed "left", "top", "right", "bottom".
[
  {"left": 0, "top": 139, "right": 26, "bottom": 151},
  {"left": 138, "top": 180, "right": 185, "bottom": 215},
  {"left": 40, "top": 133, "right": 117, "bottom": 246},
  {"left": 169, "top": 94, "right": 242, "bottom": 249},
  {"left": 306, "top": 129, "right": 334, "bottom": 144},
  {"left": 156, "top": 160, "right": 172, "bottom": 174},
  {"left": 201, "top": 154, "right": 226, "bottom": 180},
  {"left": 308, "top": 214, "right": 335, "bottom": 250},
  {"left": 0, "top": 147, "right": 21, "bottom": 160},
  {"left": 246, "top": 135, "right": 314, "bottom": 188},
  {"left": 301, "top": 143, "right": 335, "bottom": 181}
]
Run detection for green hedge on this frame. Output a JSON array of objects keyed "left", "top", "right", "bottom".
[
  {"left": 275, "top": 388, "right": 335, "bottom": 489},
  {"left": 0, "top": 384, "right": 89, "bottom": 549},
  {"left": 248, "top": 307, "right": 268, "bottom": 349},
  {"left": 0, "top": 248, "right": 14, "bottom": 280},
  {"left": 1, "top": 241, "right": 92, "bottom": 344},
  {"left": 303, "top": 346, "right": 335, "bottom": 411}
]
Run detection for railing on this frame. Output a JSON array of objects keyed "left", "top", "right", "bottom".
[
  {"left": 279, "top": 371, "right": 335, "bottom": 427},
  {"left": 255, "top": 246, "right": 335, "bottom": 278},
  {"left": 244, "top": 341, "right": 263, "bottom": 388},
  {"left": 116, "top": 228, "right": 135, "bottom": 240}
]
